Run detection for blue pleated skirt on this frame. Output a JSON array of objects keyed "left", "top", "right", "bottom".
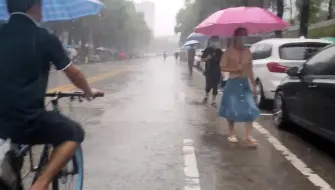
[{"left": 219, "top": 77, "right": 260, "bottom": 122}]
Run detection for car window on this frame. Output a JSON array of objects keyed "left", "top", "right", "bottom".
[
  {"left": 250, "top": 44, "right": 258, "bottom": 60},
  {"left": 303, "top": 45, "right": 335, "bottom": 75},
  {"left": 253, "top": 43, "right": 272, "bottom": 60},
  {"left": 279, "top": 42, "right": 329, "bottom": 60},
  {"left": 263, "top": 44, "right": 272, "bottom": 58},
  {"left": 252, "top": 44, "right": 264, "bottom": 60}
]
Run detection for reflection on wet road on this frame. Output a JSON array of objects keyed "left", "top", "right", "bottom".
[{"left": 47, "top": 58, "right": 335, "bottom": 190}]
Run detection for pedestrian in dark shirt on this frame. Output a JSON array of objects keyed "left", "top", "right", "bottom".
[
  {"left": 0, "top": 0, "right": 102, "bottom": 189},
  {"left": 188, "top": 45, "right": 196, "bottom": 76},
  {"left": 174, "top": 51, "right": 179, "bottom": 62},
  {"left": 201, "top": 36, "right": 223, "bottom": 106}
]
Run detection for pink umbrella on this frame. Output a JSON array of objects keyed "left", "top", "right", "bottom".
[{"left": 195, "top": 7, "right": 290, "bottom": 37}]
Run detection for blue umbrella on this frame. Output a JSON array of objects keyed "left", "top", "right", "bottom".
[
  {"left": 0, "top": 0, "right": 104, "bottom": 21},
  {"left": 183, "top": 40, "right": 200, "bottom": 47},
  {"left": 180, "top": 45, "right": 191, "bottom": 50},
  {"left": 186, "top": 32, "right": 209, "bottom": 41}
]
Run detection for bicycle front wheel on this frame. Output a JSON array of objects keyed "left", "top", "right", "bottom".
[{"left": 53, "top": 145, "right": 84, "bottom": 190}]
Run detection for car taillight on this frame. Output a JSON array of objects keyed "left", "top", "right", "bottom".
[{"left": 267, "top": 62, "right": 287, "bottom": 73}]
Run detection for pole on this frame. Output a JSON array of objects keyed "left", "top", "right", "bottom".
[
  {"left": 327, "top": 0, "right": 333, "bottom": 20},
  {"left": 299, "top": 0, "right": 310, "bottom": 37}
]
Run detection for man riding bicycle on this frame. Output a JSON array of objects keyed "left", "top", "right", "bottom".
[{"left": 0, "top": 1, "right": 102, "bottom": 190}]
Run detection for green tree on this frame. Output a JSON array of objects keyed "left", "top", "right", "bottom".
[
  {"left": 295, "top": 0, "right": 325, "bottom": 23},
  {"left": 45, "top": 0, "right": 152, "bottom": 53},
  {"left": 95, "top": 0, "right": 152, "bottom": 51},
  {"left": 174, "top": 0, "right": 269, "bottom": 43},
  {"left": 275, "top": 0, "right": 285, "bottom": 37},
  {"left": 327, "top": 0, "right": 334, "bottom": 19},
  {"left": 174, "top": 2, "right": 199, "bottom": 45}
]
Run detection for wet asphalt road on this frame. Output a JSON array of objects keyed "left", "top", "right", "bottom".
[{"left": 43, "top": 57, "right": 335, "bottom": 190}]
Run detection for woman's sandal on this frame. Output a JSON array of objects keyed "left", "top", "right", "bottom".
[
  {"left": 245, "top": 138, "right": 258, "bottom": 146},
  {"left": 228, "top": 136, "right": 238, "bottom": 143}
]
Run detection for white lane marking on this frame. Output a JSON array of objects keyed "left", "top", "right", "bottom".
[
  {"left": 253, "top": 122, "right": 334, "bottom": 190},
  {"left": 260, "top": 113, "right": 273, "bottom": 116},
  {"left": 183, "top": 139, "right": 201, "bottom": 190}
]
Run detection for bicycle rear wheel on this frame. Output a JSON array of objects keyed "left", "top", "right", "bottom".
[{"left": 53, "top": 145, "right": 84, "bottom": 190}]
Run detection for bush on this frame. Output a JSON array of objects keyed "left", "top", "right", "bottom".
[
  {"left": 308, "top": 25, "right": 335, "bottom": 38},
  {"left": 284, "top": 19, "right": 335, "bottom": 38}
]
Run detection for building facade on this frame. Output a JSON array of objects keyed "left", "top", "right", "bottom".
[{"left": 134, "top": 1, "right": 155, "bottom": 32}]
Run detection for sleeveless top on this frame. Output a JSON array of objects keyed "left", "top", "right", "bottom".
[{"left": 220, "top": 47, "right": 252, "bottom": 78}]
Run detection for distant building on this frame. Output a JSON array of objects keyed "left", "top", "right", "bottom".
[{"left": 134, "top": 1, "right": 155, "bottom": 31}]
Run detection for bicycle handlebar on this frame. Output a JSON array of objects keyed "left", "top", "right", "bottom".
[{"left": 45, "top": 91, "right": 104, "bottom": 98}]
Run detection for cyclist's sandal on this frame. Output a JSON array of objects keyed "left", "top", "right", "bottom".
[{"left": 227, "top": 136, "right": 238, "bottom": 143}]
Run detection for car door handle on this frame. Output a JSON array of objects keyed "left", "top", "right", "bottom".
[{"left": 308, "top": 84, "right": 318, "bottom": 88}]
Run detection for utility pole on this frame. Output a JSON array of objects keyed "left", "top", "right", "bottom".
[
  {"left": 327, "top": 0, "right": 333, "bottom": 20},
  {"left": 299, "top": 0, "right": 310, "bottom": 37},
  {"left": 242, "top": 0, "right": 248, "bottom": 6},
  {"left": 275, "top": 0, "right": 284, "bottom": 37}
]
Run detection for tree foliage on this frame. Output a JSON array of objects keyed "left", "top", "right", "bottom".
[
  {"left": 175, "top": 0, "right": 334, "bottom": 41},
  {"left": 295, "top": 0, "right": 325, "bottom": 23},
  {"left": 92, "top": 0, "right": 152, "bottom": 51},
  {"left": 174, "top": 0, "right": 272, "bottom": 43},
  {"left": 174, "top": 2, "right": 199, "bottom": 45},
  {"left": 47, "top": 0, "right": 152, "bottom": 52}
]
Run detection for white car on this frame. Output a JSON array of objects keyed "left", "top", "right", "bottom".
[{"left": 250, "top": 38, "right": 331, "bottom": 108}]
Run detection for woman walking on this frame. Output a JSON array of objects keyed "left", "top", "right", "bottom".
[
  {"left": 201, "top": 36, "right": 223, "bottom": 106},
  {"left": 219, "top": 28, "right": 260, "bottom": 146}
]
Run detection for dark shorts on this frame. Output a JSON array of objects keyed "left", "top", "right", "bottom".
[
  {"left": 205, "top": 75, "right": 221, "bottom": 95},
  {"left": 8, "top": 111, "right": 85, "bottom": 146}
]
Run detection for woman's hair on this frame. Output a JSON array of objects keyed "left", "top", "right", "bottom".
[
  {"left": 233, "top": 27, "right": 248, "bottom": 37},
  {"left": 207, "top": 36, "right": 220, "bottom": 47},
  {"left": 230, "top": 27, "right": 248, "bottom": 46}
]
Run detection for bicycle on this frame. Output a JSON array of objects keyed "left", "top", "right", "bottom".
[{"left": 2, "top": 91, "right": 103, "bottom": 190}]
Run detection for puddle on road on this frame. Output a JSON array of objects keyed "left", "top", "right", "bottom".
[{"left": 186, "top": 100, "right": 206, "bottom": 106}]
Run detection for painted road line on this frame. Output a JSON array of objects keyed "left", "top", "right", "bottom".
[
  {"left": 183, "top": 139, "right": 201, "bottom": 190},
  {"left": 260, "top": 113, "right": 273, "bottom": 116},
  {"left": 253, "top": 122, "right": 334, "bottom": 190},
  {"left": 47, "top": 70, "right": 124, "bottom": 92}
]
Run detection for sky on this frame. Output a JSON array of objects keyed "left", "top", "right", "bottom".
[{"left": 134, "top": 0, "right": 184, "bottom": 36}]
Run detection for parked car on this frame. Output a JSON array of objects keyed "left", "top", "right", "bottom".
[
  {"left": 95, "top": 48, "right": 114, "bottom": 62},
  {"left": 250, "top": 38, "right": 331, "bottom": 108},
  {"left": 273, "top": 43, "right": 335, "bottom": 143}
]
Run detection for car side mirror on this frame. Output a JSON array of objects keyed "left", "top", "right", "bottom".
[{"left": 286, "top": 67, "right": 300, "bottom": 77}]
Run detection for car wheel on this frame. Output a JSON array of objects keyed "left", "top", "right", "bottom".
[
  {"left": 272, "top": 91, "right": 290, "bottom": 128},
  {"left": 255, "top": 80, "right": 266, "bottom": 108}
]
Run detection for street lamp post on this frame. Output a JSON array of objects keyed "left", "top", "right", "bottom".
[{"left": 299, "top": 0, "right": 310, "bottom": 37}]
